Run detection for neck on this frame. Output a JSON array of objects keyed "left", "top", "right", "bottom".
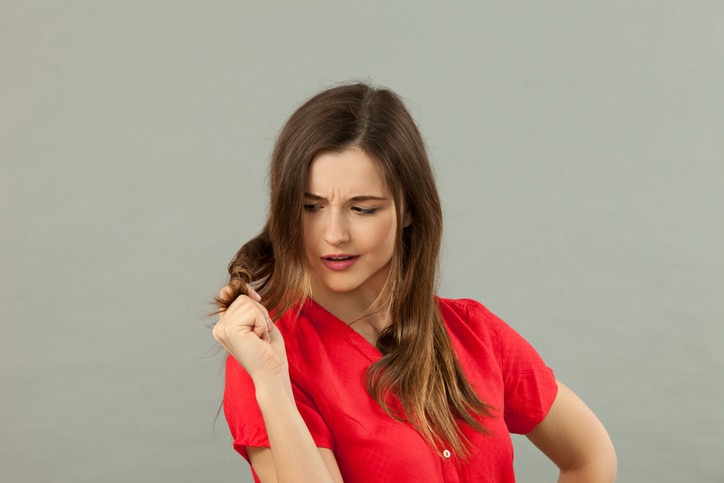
[{"left": 309, "top": 284, "right": 391, "bottom": 346}]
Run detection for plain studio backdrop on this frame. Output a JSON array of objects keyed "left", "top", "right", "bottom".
[{"left": 1, "top": 1, "right": 722, "bottom": 482}]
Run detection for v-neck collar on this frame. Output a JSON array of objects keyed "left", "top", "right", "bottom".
[{"left": 301, "top": 298, "right": 383, "bottom": 363}]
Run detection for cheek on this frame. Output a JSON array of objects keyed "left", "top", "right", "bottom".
[{"left": 370, "top": 217, "right": 397, "bottom": 253}]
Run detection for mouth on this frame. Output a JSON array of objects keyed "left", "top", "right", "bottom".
[{"left": 321, "top": 255, "right": 359, "bottom": 271}]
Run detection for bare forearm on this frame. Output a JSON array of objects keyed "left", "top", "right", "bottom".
[
  {"left": 527, "top": 382, "right": 617, "bottom": 483},
  {"left": 255, "top": 377, "right": 336, "bottom": 483}
]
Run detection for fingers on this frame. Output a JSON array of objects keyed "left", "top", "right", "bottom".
[
  {"left": 249, "top": 310, "right": 271, "bottom": 341},
  {"left": 214, "top": 291, "right": 272, "bottom": 348},
  {"left": 266, "top": 317, "right": 283, "bottom": 347},
  {"left": 218, "top": 284, "right": 261, "bottom": 302},
  {"left": 219, "top": 285, "right": 233, "bottom": 300},
  {"left": 247, "top": 284, "right": 262, "bottom": 302},
  {"left": 263, "top": 314, "right": 272, "bottom": 342}
]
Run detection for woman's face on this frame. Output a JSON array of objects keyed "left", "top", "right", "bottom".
[{"left": 302, "top": 147, "right": 400, "bottom": 308}]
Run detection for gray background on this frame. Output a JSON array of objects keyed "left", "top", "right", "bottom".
[{"left": 1, "top": 1, "right": 722, "bottom": 482}]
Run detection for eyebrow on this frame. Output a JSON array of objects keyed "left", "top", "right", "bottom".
[{"left": 304, "top": 193, "right": 388, "bottom": 202}]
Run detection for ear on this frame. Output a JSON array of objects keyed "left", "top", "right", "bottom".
[{"left": 402, "top": 210, "right": 412, "bottom": 228}]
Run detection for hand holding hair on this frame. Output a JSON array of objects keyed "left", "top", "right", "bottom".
[{"left": 212, "top": 285, "right": 289, "bottom": 385}]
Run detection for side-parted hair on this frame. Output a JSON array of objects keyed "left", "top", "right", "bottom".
[{"left": 216, "top": 83, "right": 492, "bottom": 457}]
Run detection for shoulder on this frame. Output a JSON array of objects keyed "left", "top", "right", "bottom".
[
  {"left": 436, "top": 296, "right": 490, "bottom": 314},
  {"left": 435, "top": 296, "right": 538, "bottom": 360},
  {"left": 435, "top": 297, "right": 509, "bottom": 354},
  {"left": 436, "top": 297, "right": 506, "bottom": 333}
]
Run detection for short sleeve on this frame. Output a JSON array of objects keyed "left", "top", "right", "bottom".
[
  {"left": 222, "top": 355, "right": 268, "bottom": 461},
  {"left": 487, "top": 309, "right": 558, "bottom": 434},
  {"left": 452, "top": 300, "right": 558, "bottom": 435},
  {"left": 222, "top": 355, "right": 335, "bottom": 462}
]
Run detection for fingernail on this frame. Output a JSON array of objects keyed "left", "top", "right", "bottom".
[{"left": 248, "top": 286, "right": 262, "bottom": 301}]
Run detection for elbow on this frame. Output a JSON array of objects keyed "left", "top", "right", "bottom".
[{"left": 560, "top": 442, "right": 617, "bottom": 483}]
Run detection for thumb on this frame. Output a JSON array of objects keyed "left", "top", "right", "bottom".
[
  {"left": 246, "top": 284, "right": 262, "bottom": 302},
  {"left": 267, "top": 320, "right": 285, "bottom": 348}
]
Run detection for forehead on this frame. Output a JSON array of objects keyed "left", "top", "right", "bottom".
[{"left": 306, "top": 147, "right": 390, "bottom": 196}]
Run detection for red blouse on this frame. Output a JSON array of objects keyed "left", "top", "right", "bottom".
[{"left": 223, "top": 297, "right": 558, "bottom": 482}]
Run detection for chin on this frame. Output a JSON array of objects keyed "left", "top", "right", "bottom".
[{"left": 322, "top": 282, "right": 361, "bottom": 294}]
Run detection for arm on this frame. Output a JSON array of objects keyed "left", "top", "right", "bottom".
[
  {"left": 248, "top": 447, "right": 343, "bottom": 483},
  {"left": 526, "top": 381, "right": 617, "bottom": 482},
  {"left": 247, "top": 377, "right": 344, "bottom": 483},
  {"left": 213, "top": 286, "right": 343, "bottom": 483}
]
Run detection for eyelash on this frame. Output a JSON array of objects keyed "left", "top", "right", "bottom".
[
  {"left": 303, "top": 204, "right": 377, "bottom": 215},
  {"left": 352, "top": 206, "right": 377, "bottom": 215}
]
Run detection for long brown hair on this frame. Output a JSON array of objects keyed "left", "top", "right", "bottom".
[{"left": 217, "top": 83, "right": 492, "bottom": 457}]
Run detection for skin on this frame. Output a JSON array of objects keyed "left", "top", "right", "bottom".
[
  {"left": 302, "top": 147, "right": 405, "bottom": 338},
  {"left": 213, "top": 147, "right": 617, "bottom": 482},
  {"left": 527, "top": 383, "right": 617, "bottom": 482}
]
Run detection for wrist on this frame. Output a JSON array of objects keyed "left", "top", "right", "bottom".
[{"left": 254, "top": 373, "right": 294, "bottom": 405}]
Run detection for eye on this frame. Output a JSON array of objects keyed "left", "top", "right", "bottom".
[
  {"left": 303, "top": 204, "right": 321, "bottom": 212},
  {"left": 352, "top": 206, "right": 377, "bottom": 215}
]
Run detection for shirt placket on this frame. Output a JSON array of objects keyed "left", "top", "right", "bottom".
[{"left": 440, "top": 447, "right": 461, "bottom": 483}]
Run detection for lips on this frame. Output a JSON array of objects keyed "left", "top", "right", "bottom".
[{"left": 321, "top": 254, "right": 359, "bottom": 271}]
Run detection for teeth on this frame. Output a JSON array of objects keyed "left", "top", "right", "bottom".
[{"left": 329, "top": 257, "right": 350, "bottom": 260}]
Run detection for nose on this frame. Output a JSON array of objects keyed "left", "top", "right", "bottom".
[{"left": 324, "top": 211, "right": 350, "bottom": 246}]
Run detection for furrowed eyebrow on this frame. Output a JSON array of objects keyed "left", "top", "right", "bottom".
[
  {"left": 350, "top": 195, "right": 388, "bottom": 202},
  {"left": 303, "top": 193, "right": 388, "bottom": 202}
]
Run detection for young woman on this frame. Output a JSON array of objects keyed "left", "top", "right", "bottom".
[{"left": 213, "top": 83, "right": 617, "bottom": 482}]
